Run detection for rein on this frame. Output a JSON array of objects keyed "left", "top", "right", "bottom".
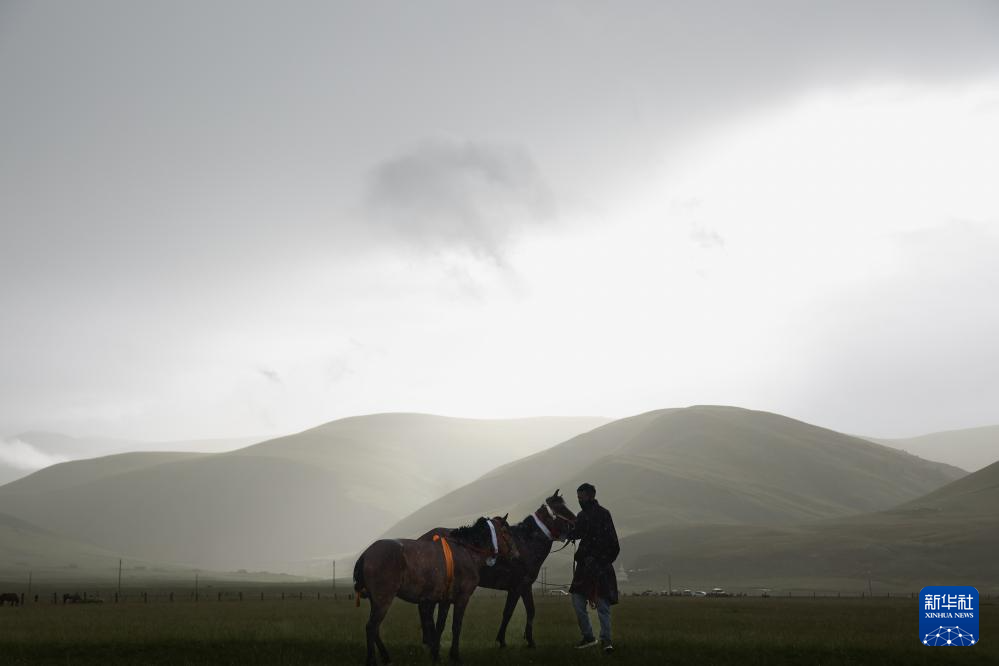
[{"left": 550, "top": 539, "right": 573, "bottom": 554}]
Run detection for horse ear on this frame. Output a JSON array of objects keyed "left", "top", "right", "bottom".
[
  {"left": 554, "top": 488, "right": 560, "bottom": 497},
  {"left": 503, "top": 513, "right": 509, "bottom": 522}
]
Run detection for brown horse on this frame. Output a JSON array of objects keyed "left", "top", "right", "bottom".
[
  {"left": 420, "top": 490, "right": 577, "bottom": 647},
  {"left": 0, "top": 592, "right": 19, "bottom": 606},
  {"left": 62, "top": 593, "right": 82, "bottom": 604},
  {"left": 354, "top": 516, "right": 518, "bottom": 665}
]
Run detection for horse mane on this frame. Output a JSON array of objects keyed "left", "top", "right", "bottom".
[{"left": 449, "top": 516, "right": 491, "bottom": 547}]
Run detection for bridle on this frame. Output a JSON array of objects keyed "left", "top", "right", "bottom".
[
  {"left": 533, "top": 502, "right": 575, "bottom": 549},
  {"left": 452, "top": 517, "right": 506, "bottom": 566}
]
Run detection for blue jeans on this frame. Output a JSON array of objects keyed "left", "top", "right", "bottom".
[{"left": 571, "top": 592, "right": 611, "bottom": 641}]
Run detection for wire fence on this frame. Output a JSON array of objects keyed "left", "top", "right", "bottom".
[{"left": 2, "top": 586, "right": 992, "bottom": 607}]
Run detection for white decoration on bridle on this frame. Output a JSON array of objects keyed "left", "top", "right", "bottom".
[
  {"left": 485, "top": 518, "right": 499, "bottom": 566},
  {"left": 486, "top": 519, "right": 499, "bottom": 553},
  {"left": 531, "top": 512, "right": 553, "bottom": 541}
]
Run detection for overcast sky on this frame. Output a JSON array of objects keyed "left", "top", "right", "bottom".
[{"left": 2, "top": 1, "right": 998, "bottom": 449}]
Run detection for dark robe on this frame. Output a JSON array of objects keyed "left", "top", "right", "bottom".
[{"left": 567, "top": 499, "right": 620, "bottom": 605}]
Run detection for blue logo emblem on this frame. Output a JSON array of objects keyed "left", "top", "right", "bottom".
[{"left": 920, "top": 586, "right": 979, "bottom": 646}]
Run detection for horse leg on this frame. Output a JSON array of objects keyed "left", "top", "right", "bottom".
[
  {"left": 494, "top": 589, "right": 519, "bottom": 647},
  {"left": 419, "top": 601, "right": 434, "bottom": 646},
  {"left": 366, "top": 598, "right": 393, "bottom": 665},
  {"left": 449, "top": 598, "right": 471, "bottom": 663},
  {"left": 375, "top": 625, "right": 392, "bottom": 665},
  {"left": 419, "top": 601, "right": 441, "bottom": 662},
  {"left": 522, "top": 586, "right": 537, "bottom": 648},
  {"left": 435, "top": 600, "right": 451, "bottom": 641}
]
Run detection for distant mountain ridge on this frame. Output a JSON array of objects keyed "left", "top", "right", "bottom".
[
  {"left": 870, "top": 425, "right": 999, "bottom": 472},
  {"left": 0, "top": 432, "right": 265, "bottom": 486}
]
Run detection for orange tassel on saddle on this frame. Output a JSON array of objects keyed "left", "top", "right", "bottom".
[{"left": 433, "top": 534, "right": 455, "bottom": 597}]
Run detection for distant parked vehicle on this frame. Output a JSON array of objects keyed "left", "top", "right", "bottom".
[
  {"left": 708, "top": 587, "right": 731, "bottom": 597},
  {"left": 548, "top": 589, "right": 568, "bottom": 596},
  {"left": 682, "top": 589, "right": 693, "bottom": 597},
  {"left": 693, "top": 590, "right": 707, "bottom": 597}
]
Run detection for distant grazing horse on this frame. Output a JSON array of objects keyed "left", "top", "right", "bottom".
[
  {"left": 0, "top": 592, "right": 19, "bottom": 606},
  {"left": 63, "top": 593, "right": 82, "bottom": 604},
  {"left": 420, "top": 490, "right": 577, "bottom": 648},
  {"left": 354, "top": 516, "right": 518, "bottom": 665}
]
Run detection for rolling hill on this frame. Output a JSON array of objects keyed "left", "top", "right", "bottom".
[
  {"left": 0, "top": 510, "right": 312, "bottom": 586},
  {"left": 0, "top": 510, "right": 142, "bottom": 584},
  {"left": 0, "top": 414, "right": 608, "bottom": 575},
  {"left": 618, "top": 460, "right": 999, "bottom": 592},
  {"left": 0, "top": 432, "right": 263, "bottom": 486},
  {"left": 0, "top": 451, "right": 212, "bottom": 496},
  {"left": 870, "top": 425, "right": 998, "bottom": 472},
  {"left": 386, "top": 406, "right": 966, "bottom": 540}
]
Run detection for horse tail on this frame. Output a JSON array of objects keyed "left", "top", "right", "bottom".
[{"left": 353, "top": 555, "right": 368, "bottom": 607}]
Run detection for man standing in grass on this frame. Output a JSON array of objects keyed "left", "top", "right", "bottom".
[{"left": 568, "top": 482, "right": 620, "bottom": 654}]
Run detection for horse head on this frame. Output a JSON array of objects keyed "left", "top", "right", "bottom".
[
  {"left": 490, "top": 514, "right": 520, "bottom": 560},
  {"left": 544, "top": 489, "right": 577, "bottom": 539}
]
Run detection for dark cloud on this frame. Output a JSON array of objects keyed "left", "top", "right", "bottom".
[
  {"left": 363, "top": 139, "right": 555, "bottom": 259},
  {"left": 257, "top": 368, "right": 282, "bottom": 385},
  {"left": 690, "top": 224, "right": 726, "bottom": 249}
]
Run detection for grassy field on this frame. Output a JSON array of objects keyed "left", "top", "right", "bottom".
[{"left": 0, "top": 593, "right": 996, "bottom": 665}]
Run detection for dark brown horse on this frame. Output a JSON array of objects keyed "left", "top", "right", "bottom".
[
  {"left": 62, "top": 593, "right": 82, "bottom": 604},
  {"left": 354, "top": 516, "right": 518, "bottom": 665},
  {"left": 0, "top": 592, "right": 19, "bottom": 606},
  {"left": 420, "top": 490, "right": 577, "bottom": 648}
]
